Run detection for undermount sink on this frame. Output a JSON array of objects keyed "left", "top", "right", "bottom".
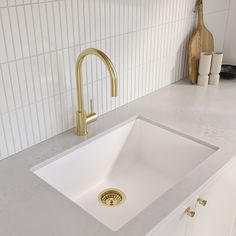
[{"left": 32, "top": 117, "right": 218, "bottom": 231}]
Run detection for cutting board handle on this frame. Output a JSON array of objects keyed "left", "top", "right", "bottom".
[{"left": 196, "top": 0, "right": 204, "bottom": 27}]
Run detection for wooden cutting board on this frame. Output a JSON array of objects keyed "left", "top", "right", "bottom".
[{"left": 189, "top": 0, "right": 214, "bottom": 84}]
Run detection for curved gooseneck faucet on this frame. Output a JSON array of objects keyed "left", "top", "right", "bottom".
[{"left": 75, "top": 48, "right": 118, "bottom": 136}]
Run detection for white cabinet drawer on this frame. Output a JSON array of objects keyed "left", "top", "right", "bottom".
[
  {"left": 187, "top": 161, "right": 236, "bottom": 236},
  {"left": 146, "top": 199, "right": 197, "bottom": 236}
]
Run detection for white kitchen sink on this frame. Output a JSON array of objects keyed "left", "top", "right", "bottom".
[{"left": 32, "top": 117, "right": 218, "bottom": 231}]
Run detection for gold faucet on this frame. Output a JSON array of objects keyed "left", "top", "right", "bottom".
[{"left": 75, "top": 48, "right": 118, "bottom": 136}]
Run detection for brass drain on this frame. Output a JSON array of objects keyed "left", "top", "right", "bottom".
[{"left": 98, "top": 188, "right": 126, "bottom": 207}]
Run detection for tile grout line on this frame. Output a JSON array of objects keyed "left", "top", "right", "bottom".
[
  {"left": 29, "top": 0, "right": 48, "bottom": 141},
  {"left": 22, "top": 1, "right": 43, "bottom": 143},
  {"left": 7, "top": 3, "right": 30, "bottom": 148},
  {"left": 43, "top": 1, "right": 60, "bottom": 134},
  {"left": 58, "top": 0, "right": 73, "bottom": 129},
  {"left": 92, "top": 0, "right": 100, "bottom": 115},
  {"left": 37, "top": 1, "right": 55, "bottom": 137},
  {"left": 0, "top": 8, "right": 20, "bottom": 152},
  {"left": 0, "top": 0, "right": 64, "bottom": 9},
  {"left": 56, "top": 0, "right": 70, "bottom": 130},
  {"left": 15, "top": 3, "right": 37, "bottom": 145},
  {"left": 0, "top": 65, "right": 12, "bottom": 155}
]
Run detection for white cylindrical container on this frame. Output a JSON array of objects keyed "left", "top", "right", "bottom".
[
  {"left": 197, "top": 75, "right": 209, "bottom": 86},
  {"left": 210, "top": 52, "right": 223, "bottom": 74},
  {"left": 209, "top": 74, "right": 220, "bottom": 85},
  {"left": 198, "top": 52, "right": 212, "bottom": 75}
]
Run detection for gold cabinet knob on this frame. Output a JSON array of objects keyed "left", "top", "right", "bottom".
[
  {"left": 197, "top": 198, "right": 207, "bottom": 206},
  {"left": 185, "top": 207, "right": 195, "bottom": 218}
]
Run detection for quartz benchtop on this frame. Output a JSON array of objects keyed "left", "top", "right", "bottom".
[{"left": 1, "top": 79, "right": 236, "bottom": 236}]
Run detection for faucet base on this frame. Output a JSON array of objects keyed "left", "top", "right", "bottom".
[
  {"left": 76, "top": 111, "right": 88, "bottom": 136},
  {"left": 76, "top": 111, "right": 97, "bottom": 136}
]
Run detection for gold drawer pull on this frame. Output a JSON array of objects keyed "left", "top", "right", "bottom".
[
  {"left": 185, "top": 207, "right": 195, "bottom": 218},
  {"left": 197, "top": 198, "right": 207, "bottom": 206}
]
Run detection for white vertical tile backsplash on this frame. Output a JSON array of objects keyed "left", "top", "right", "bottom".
[{"left": 0, "top": 0, "right": 230, "bottom": 160}]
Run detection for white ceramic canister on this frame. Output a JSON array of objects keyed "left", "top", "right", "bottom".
[
  {"left": 209, "top": 74, "right": 220, "bottom": 85},
  {"left": 197, "top": 75, "right": 209, "bottom": 86},
  {"left": 198, "top": 52, "right": 212, "bottom": 75},
  {"left": 210, "top": 52, "right": 223, "bottom": 74}
]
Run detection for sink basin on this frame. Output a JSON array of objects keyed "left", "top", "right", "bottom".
[{"left": 32, "top": 117, "right": 217, "bottom": 231}]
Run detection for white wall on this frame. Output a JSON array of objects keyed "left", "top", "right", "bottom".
[
  {"left": 223, "top": 0, "right": 236, "bottom": 64},
  {"left": 0, "top": 0, "right": 230, "bottom": 160},
  {"left": 204, "top": 0, "right": 230, "bottom": 52}
]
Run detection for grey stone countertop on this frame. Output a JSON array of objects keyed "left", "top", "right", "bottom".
[{"left": 1, "top": 79, "right": 236, "bottom": 236}]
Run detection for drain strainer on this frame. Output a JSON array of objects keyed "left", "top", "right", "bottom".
[{"left": 98, "top": 188, "right": 126, "bottom": 207}]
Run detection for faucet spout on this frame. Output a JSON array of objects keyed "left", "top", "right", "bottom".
[{"left": 75, "top": 48, "right": 118, "bottom": 136}]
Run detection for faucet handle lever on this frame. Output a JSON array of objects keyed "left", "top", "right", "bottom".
[
  {"left": 89, "top": 99, "right": 94, "bottom": 114},
  {"left": 86, "top": 99, "right": 97, "bottom": 125}
]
